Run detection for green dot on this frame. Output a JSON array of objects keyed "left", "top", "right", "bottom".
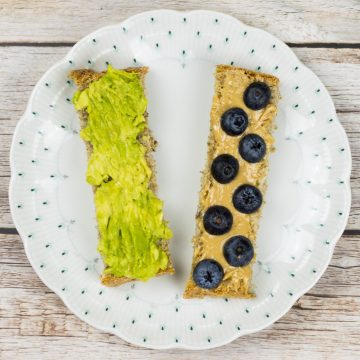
[
  {"left": 155, "top": 43, "right": 159, "bottom": 48},
  {"left": 122, "top": 27, "right": 126, "bottom": 32},
  {"left": 266, "top": 313, "right": 270, "bottom": 318},
  {"left": 257, "top": 66, "right": 261, "bottom": 70},
  {"left": 215, "top": 18, "right": 218, "bottom": 23},
  {"left": 112, "top": 323, "right": 116, "bottom": 328},
  {"left": 189, "top": 325, "right": 193, "bottom": 331},
  {"left": 161, "top": 325, "right": 165, "bottom": 331},
  {"left": 225, "top": 37, "right": 229, "bottom": 42},
  {"left": 250, "top": 49, "right": 255, "bottom": 53},
  {"left": 99, "top": 290, "right": 103, "bottom": 295},
  {"left": 272, "top": 44, "right": 276, "bottom": 48},
  {"left": 113, "top": 45, "right": 117, "bottom": 50},
  {"left": 289, "top": 291, "right": 293, "bottom": 296},
  {"left": 207, "top": 337, "right": 211, "bottom": 343},
  {"left": 237, "top": 325, "right": 241, "bottom": 330},
  {"left": 84, "top": 266, "right": 89, "bottom": 271},
  {"left": 209, "top": 44, "right": 213, "bottom": 49},
  {"left": 92, "top": 39, "right": 96, "bottom": 43},
  {"left": 274, "top": 65, "right": 279, "bottom": 70},
  {"left": 202, "top": 313, "right": 206, "bottom": 318},
  {"left": 290, "top": 272, "right": 295, "bottom": 277},
  {"left": 196, "top": 31, "right": 200, "bottom": 36},
  {"left": 245, "top": 308, "right": 249, "bottom": 313},
  {"left": 243, "top": 31, "right": 247, "bottom": 36},
  {"left": 84, "top": 311, "right": 88, "bottom": 315},
  {"left": 168, "top": 30, "right": 172, "bottom": 35},
  {"left": 150, "top": 17, "right": 154, "bottom": 22},
  {"left": 183, "top": 17, "right": 187, "bottom": 22},
  {"left": 87, "top": 60, "right": 91, "bottom": 64},
  {"left": 45, "top": 82, "right": 49, "bottom": 87},
  {"left": 126, "top": 295, "right": 130, "bottom": 300},
  {"left": 230, "top": 61, "right": 234, "bottom": 65}
]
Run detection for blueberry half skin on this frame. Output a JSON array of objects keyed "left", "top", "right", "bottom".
[
  {"left": 193, "top": 259, "right": 224, "bottom": 289},
  {"left": 232, "top": 184, "right": 263, "bottom": 214},
  {"left": 239, "top": 134, "right": 266, "bottom": 163},
  {"left": 221, "top": 107, "right": 249, "bottom": 136},
  {"left": 211, "top": 154, "right": 239, "bottom": 184},
  {"left": 223, "top": 236, "right": 254, "bottom": 267},
  {"left": 203, "top": 205, "right": 233, "bottom": 235},
  {"left": 244, "top": 82, "right": 271, "bottom": 110}
]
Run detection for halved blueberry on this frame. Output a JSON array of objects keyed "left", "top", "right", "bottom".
[
  {"left": 193, "top": 259, "right": 224, "bottom": 289},
  {"left": 203, "top": 205, "right": 233, "bottom": 235},
  {"left": 239, "top": 134, "right": 266, "bottom": 163},
  {"left": 223, "top": 236, "right": 254, "bottom": 267},
  {"left": 233, "top": 185, "right": 262, "bottom": 214},
  {"left": 221, "top": 108, "right": 248, "bottom": 136},
  {"left": 211, "top": 154, "right": 239, "bottom": 184},
  {"left": 244, "top": 82, "right": 271, "bottom": 110}
]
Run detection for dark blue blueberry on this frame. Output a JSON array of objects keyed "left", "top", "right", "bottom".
[
  {"left": 223, "top": 236, "right": 254, "bottom": 267},
  {"left": 244, "top": 82, "right": 271, "bottom": 110},
  {"left": 232, "top": 185, "right": 262, "bottom": 214},
  {"left": 193, "top": 259, "right": 224, "bottom": 289},
  {"left": 203, "top": 205, "right": 233, "bottom": 235},
  {"left": 211, "top": 154, "right": 239, "bottom": 184},
  {"left": 239, "top": 134, "right": 266, "bottom": 163},
  {"left": 221, "top": 108, "right": 248, "bottom": 136}
]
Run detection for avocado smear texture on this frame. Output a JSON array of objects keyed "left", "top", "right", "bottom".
[{"left": 73, "top": 66, "right": 172, "bottom": 281}]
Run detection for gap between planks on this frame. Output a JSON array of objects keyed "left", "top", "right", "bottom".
[{"left": 0, "top": 42, "right": 360, "bottom": 48}]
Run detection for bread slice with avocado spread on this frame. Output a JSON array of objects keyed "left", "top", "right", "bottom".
[{"left": 69, "top": 66, "right": 174, "bottom": 286}]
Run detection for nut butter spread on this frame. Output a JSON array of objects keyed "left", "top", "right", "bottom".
[{"left": 184, "top": 65, "right": 279, "bottom": 298}]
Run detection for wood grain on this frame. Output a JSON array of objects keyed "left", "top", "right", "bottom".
[
  {"left": 1, "top": 0, "right": 360, "bottom": 44},
  {"left": 0, "top": 46, "right": 359, "bottom": 229},
  {"left": 0, "top": 233, "right": 359, "bottom": 359}
]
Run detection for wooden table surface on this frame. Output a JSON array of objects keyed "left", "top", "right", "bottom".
[{"left": 0, "top": 1, "right": 359, "bottom": 359}]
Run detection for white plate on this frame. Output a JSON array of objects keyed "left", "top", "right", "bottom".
[{"left": 9, "top": 10, "right": 351, "bottom": 350}]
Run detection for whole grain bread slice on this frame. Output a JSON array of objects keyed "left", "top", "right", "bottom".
[{"left": 69, "top": 67, "right": 174, "bottom": 287}]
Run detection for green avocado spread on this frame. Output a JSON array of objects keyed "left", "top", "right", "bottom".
[{"left": 73, "top": 66, "right": 172, "bottom": 281}]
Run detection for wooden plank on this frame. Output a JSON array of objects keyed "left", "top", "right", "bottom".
[
  {"left": 1, "top": 1, "right": 360, "bottom": 44},
  {"left": 0, "top": 233, "right": 359, "bottom": 359},
  {"left": 0, "top": 46, "right": 359, "bottom": 229}
]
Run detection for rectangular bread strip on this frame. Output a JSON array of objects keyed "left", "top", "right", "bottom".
[
  {"left": 184, "top": 65, "right": 279, "bottom": 298},
  {"left": 69, "top": 67, "right": 174, "bottom": 287}
]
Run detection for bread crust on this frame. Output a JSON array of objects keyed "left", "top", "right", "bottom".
[{"left": 69, "top": 67, "right": 174, "bottom": 287}]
